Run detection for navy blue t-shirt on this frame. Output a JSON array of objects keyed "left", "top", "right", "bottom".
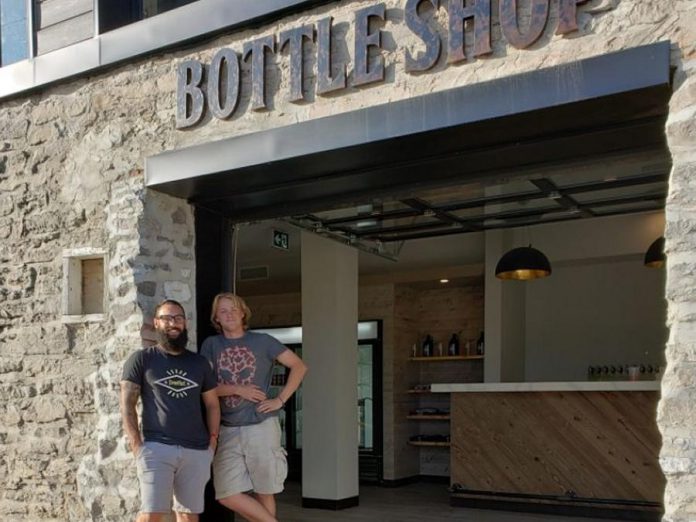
[{"left": 122, "top": 346, "right": 217, "bottom": 449}]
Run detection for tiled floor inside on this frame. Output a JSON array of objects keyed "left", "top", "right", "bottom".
[{"left": 274, "top": 481, "right": 622, "bottom": 522}]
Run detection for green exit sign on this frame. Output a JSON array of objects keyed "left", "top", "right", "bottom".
[{"left": 272, "top": 230, "right": 289, "bottom": 251}]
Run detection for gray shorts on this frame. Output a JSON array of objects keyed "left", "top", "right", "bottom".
[
  {"left": 213, "top": 417, "right": 288, "bottom": 499},
  {"left": 136, "top": 441, "right": 213, "bottom": 514}
]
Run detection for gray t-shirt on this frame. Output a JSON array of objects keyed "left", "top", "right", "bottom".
[
  {"left": 200, "top": 331, "right": 287, "bottom": 427},
  {"left": 122, "top": 346, "right": 217, "bottom": 449}
]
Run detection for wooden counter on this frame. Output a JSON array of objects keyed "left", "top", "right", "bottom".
[{"left": 440, "top": 383, "right": 664, "bottom": 519}]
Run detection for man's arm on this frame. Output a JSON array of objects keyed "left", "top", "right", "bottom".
[
  {"left": 257, "top": 349, "right": 307, "bottom": 414},
  {"left": 217, "top": 383, "right": 267, "bottom": 402},
  {"left": 202, "top": 388, "right": 221, "bottom": 451},
  {"left": 119, "top": 380, "right": 142, "bottom": 455}
]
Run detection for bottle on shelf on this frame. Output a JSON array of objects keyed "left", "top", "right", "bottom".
[
  {"left": 587, "top": 365, "right": 595, "bottom": 381},
  {"left": 447, "top": 334, "right": 460, "bottom": 356},
  {"left": 476, "top": 332, "right": 485, "bottom": 356},
  {"left": 422, "top": 334, "right": 434, "bottom": 357}
]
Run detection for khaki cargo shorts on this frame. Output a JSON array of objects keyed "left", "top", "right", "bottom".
[{"left": 213, "top": 417, "right": 288, "bottom": 499}]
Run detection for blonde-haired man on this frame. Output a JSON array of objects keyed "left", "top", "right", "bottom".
[{"left": 201, "top": 293, "right": 307, "bottom": 522}]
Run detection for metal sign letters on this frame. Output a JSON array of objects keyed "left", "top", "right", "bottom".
[{"left": 177, "top": 0, "right": 590, "bottom": 129}]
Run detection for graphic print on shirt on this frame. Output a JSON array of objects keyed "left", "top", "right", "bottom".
[
  {"left": 217, "top": 345, "right": 256, "bottom": 408},
  {"left": 154, "top": 369, "right": 199, "bottom": 398}
]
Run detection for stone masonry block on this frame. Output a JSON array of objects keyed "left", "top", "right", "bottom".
[{"left": 32, "top": 399, "right": 68, "bottom": 423}]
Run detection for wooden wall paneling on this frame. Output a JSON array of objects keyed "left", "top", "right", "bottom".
[
  {"left": 547, "top": 391, "right": 663, "bottom": 497},
  {"left": 513, "top": 393, "right": 614, "bottom": 496},
  {"left": 450, "top": 392, "right": 664, "bottom": 503},
  {"left": 534, "top": 391, "right": 651, "bottom": 498}
]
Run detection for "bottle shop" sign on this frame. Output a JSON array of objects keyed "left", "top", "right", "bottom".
[{"left": 176, "top": 0, "right": 594, "bottom": 128}]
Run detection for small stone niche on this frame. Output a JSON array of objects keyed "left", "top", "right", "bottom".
[{"left": 62, "top": 248, "right": 106, "bottom": 322}]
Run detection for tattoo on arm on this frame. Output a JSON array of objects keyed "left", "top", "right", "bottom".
[
  {"left": 120, "top": 381, "right": 142, "bottom": 446},
  {"left": 203, "top": 390, "right": 221, "bottom": 440}
]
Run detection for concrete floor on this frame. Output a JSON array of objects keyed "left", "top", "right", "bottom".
[{"left": 274, "top": 481, "right": 621, "bottom": 522}]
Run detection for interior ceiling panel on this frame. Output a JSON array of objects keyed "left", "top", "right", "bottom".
[{"left": 290, "top": 152, "right": 670, "bottom": 245}]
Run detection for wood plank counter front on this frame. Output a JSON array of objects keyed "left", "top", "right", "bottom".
[{"left": 432, "top": 382, "right": 665, "bottom": 519}]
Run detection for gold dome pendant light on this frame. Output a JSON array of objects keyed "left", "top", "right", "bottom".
[
  {"left": 644, "top": 236, "right": 666, "bottom": 268},
  {"left": 495, "top": 245, "right": 552, "bottom": 281}
]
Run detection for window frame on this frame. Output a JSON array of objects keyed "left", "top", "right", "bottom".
[
  {"left": 0, "top": 0, "right": 33, "bottom": 67},
  {"left": 0, "top": 0, "right": 333, "bottom": 100},
  {"left": 62, "top": 247, "right": 107, "bottom": 324}
]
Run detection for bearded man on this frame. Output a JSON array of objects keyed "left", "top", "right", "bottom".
[{"left": 120, "top": 299, "right": 220, "bottom": 522}]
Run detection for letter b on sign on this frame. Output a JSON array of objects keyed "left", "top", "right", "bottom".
[{"left": 176, "top": 60, "right": 205, "bottom": 129}]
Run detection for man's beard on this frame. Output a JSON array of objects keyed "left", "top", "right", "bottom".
[{"left": 156, "top": 328, "right": 189, "bottom": 353}]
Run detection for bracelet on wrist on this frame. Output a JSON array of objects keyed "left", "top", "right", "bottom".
[{"left": 278, "top": 396, "right": 285, "bottom": 406}]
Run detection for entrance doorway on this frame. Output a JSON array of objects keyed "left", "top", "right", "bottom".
[{"left": 153, "top": 43, "right": 672, "bottom": 519}]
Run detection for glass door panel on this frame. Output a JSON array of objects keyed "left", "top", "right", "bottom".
[{"left": 358, "top": 343, "right": 374, "bottom": 450}]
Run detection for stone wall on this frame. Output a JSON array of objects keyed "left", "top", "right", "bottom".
[
  {"left": 0, "top": 89, "right": 197, "bottom": 520},
  {"left": 75, "top": 179, "right": 197, "bottom": 521},
  {"left": 0, "top": 0, "right": 695, "bottom": 519},
  {"left": 660, "top": 37, "right": 696, "bottom": 522}
]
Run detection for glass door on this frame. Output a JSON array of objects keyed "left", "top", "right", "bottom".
[
  {"left": 269, "top": 344, "right": 303, "bottom": 480},
  {"left": 358, "top": 339, "right": 382, "bottom": 482},
  {"left": 256, "top": 321, "right": 383, "bottom": 482},
  {"left": 358, "top": 343, "right": 374, "bottom": 451}
]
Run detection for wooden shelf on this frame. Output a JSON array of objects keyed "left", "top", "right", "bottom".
[
  {"left": 409, "top": 355, "right": 484, "bottom": 362},
  {"left": 407, "top": 415, "right": 450, "bottom": 420},
  {"left": 408, "top": 441, "right": 451, "bottom": 447}
]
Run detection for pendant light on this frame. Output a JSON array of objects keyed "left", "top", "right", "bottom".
[
  {"left": 644, "top": 236, "right": 666, "bottom": 268},
  {"left": 495, "top": 245, "right": 552, "bottom": 281}
]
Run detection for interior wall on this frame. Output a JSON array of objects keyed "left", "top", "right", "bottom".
[
  {"left": 244, "top": 276, "right": 485, "bottom": 480},
  {"left": 403, "top": 281, "right": 485, "bottom": 477},
  {"left": 244, "top": 285, "right": 405, "bottom": 478},
  {"left": 485, "top": 228, "right": 527, "bottom": 383},
  {"left": 509, "top": 212, "right": 668, "bottom": 382},
  {"left": 500, "top": 282, "right": 527, "bottom": 382},
  {"left": 525, "top": 257, "right": 667, "bottom": 381},
  {"left": 393, "top": 285, "right": 420, "bottom": 479}
]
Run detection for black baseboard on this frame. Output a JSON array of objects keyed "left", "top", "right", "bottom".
[
  {"left": 302, "top": 496, "right": 359, "bottom": 510},
  {"left": 450, "top": 494, "right": 663, "bottom": 522},
  {"left": 419, "top": 474, "right": 450, "bottom": 484}
]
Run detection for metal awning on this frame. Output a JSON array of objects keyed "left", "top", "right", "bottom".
[{"left": 146, "top": 41, "right": 672, "bottom": 223}]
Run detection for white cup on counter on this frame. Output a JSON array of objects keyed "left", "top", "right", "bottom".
[{"left": 627, "top": 365, "right": 640, "bottom": 381}]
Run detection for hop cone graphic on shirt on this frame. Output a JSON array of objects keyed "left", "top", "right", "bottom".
[{"left": 218, "top": 345, "right": 257, "bottom": 408}]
